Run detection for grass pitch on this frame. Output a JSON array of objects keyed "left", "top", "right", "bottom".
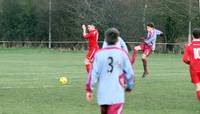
[{"left": 0, "top": 48, "right": 199, "bottom": 114}]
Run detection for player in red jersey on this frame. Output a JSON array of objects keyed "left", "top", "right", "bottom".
[
  {"left": 183, "top": 28, "right": 200, "bottom": 102},
  {"left": 82, "top": 24, "right": 99, "bottom": 73}
]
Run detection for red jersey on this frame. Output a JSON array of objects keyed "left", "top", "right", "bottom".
[
  {"left": 83, "top": 29, "right": 99, "bottom": 49},
  {"left": 183, "top": 39, "right": 200, "bottom": 72}
]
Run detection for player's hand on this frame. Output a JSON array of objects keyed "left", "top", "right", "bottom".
[
  {"left": 125, "top": 83, "right": 134, "bottom": 92},
  {"left": 126, "top": 79, "right": 135, "bottom": 93},
  {"left": 86, "top": 92, "right": 93, "bottom": 102},
  {"left": 82, "top": 25, "right": 86, "bottom": 30},
  {"left": 125, "top": 88, "right": 132, "bottom": 92}
]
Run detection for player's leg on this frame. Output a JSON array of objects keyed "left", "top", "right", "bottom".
[
  {"left": 107, "top": 103, "right": 124, "bottom": 114},
  {"left": 141, "top": 46, "right": 152, "bottom": 78},
  {"left": 194, "top": 72, "right": 200, "bottom": 101},
  {"left": 132, "top": 45, "right": 142, "bottom": 64},
  {"left": 195, "top": 82, "right": 200, "bottom": 101},
  {"left": 191, "top": 72, "right": 200, "bottom": 101},
  {"left": 141, "top": 53, "right": 149, "bottom": 78},
  {"left": 84, "top": 58, "right": 91, "bottom": 73},
  {"left": 85, "top": 48, "right": 97, "bottom": 73},
  {"left": 100, "top": 105, "right": 109, "bottom": 114}
]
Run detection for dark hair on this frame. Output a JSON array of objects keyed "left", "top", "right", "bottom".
[
  {"left": 105, "top": 28, "right": 119, "bottom": 45},
  {"left": 147, "top": 22, "right": 155, "bottom": 28},
  {"left": 85, "top": 21, "right": 95, "bottom": 27},
  {"left": 192, "top": 28, "right": 200, "bottom": 39}
]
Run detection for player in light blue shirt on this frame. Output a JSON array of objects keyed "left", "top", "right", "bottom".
[
  {"left": 86, "top": 28, "right": 135, "bottom": 114},
  {"left": 102, "top": 36, "right": 128, "bottom": 52},
  {"left": 144, "top": 28, "right": 163, "bottom": 51},
  {"left": 132, "top": 22, "right": 163, "bottom": 78}
]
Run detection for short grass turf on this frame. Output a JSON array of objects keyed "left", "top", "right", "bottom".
[{"left": 0, "top": 48, "right": 199, "bottom": 114}]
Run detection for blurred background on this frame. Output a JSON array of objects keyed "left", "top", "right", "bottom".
[{"left": 0, "top": 0, "right": 199, "bottom": 53}]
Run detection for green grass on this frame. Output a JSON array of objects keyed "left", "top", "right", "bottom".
[{"left": 0, "top": 48, "right": 199, "bottom": 114}]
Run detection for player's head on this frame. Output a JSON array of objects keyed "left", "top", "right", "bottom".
[
  {"left": 87, "top": 24, "right": 95, "bottom": 31},
  {"left": 105, "top": 28, "right": 119, "bottom": 45},
  {"left": 192, "top": 28, "right": 200, "bottom": 39},
  {"left": 85, "top": 22, "right": 96, "bottom": 32},
  {"left": 147, "top": 22, "right": 155, "bottom": 32}
]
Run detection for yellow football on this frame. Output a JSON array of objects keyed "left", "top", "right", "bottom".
[{"left": 59, "top": 76, "right": 68, "bottom": 85}]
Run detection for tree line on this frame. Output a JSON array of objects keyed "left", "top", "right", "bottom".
[{"left": 0, "top": 0, "right": 199, "bottom": 44}]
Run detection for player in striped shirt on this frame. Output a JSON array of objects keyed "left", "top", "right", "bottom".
[
  {"left": 132, "top": 22, "right": 163, "bottom": 78},
  {"left": 86, "top": 28, "right": 135, "bottom": 114},
  {"left": 183, "top": 28, "right": 200, "bottom": 101}
]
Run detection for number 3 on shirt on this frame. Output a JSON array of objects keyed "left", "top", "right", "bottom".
[{"left": 107, "top": 57, "right": 114, "bottom": 73}]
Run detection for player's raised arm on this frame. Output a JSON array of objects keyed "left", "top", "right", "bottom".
[
  {"left": 82, "top": 24, "right": 93, "bottom": 39},
  {"left": 155, "top": 29, "right": 163, "bottom": 35},
  {"left": 82, "top": 25, "right": 92, "bottom": 39},
  {"left": 82, "top": 24, "right": 97, "bottom": 39},
  {"left": 82, "top": 24, "right": 87, "bottom": 37}
]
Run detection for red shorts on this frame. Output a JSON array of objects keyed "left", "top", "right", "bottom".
[
  {"left": 86, "top": 48, "right": 99, "bottom": 61},
  {"left": 190, "top": 71, "right": 200, "bottom": 84},
  {"left": 100, "top": 103, "right": 124, "bottom": 114},
  {"left": 140, "top": 43, "right": 152, "bottom": 56}
]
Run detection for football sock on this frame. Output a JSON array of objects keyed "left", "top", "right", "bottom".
[
  {"left": 86, "top": 64, "right": 90, "bottom": 73},
  {"left": 142, "top": 58, "right": 148, "bottom": 73},
  {"left": 196, "top": 90, "right": 200, "bottom": 102},
  {"left": 132, "top": 50, "right": 138, "bottom": 64}
]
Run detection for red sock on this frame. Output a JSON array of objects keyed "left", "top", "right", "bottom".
[
  {"left": 196, "top": 90, "right": 200, "bottom": 102},
  {"left": 86, "top": 64, "right": 90, "bottom": 73},
  {"left": 132, "top": 50, "right": 138, "bottom": 64}
]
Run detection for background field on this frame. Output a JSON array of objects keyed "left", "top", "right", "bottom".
[{"left": 0, "top": 48, "right": 199, "bottom": 114}]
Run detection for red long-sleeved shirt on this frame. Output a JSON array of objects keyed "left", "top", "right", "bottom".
[
  {"left": 183, "top": 39, "right": 200, "bottom": 72},
  {"left": 83, "top": 29, "right": 99, "bottom": 49}
]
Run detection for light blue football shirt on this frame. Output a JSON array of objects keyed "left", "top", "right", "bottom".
[
  {"left": 144, "top": 29, "right": 162, "bottom": 50},
  {"left": 86, "top": 45, "right": 134, "bottom": 105}
]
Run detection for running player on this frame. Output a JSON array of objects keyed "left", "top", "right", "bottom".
[{"left": 183, "top": 28, "right": 200, "bottom": 102}]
